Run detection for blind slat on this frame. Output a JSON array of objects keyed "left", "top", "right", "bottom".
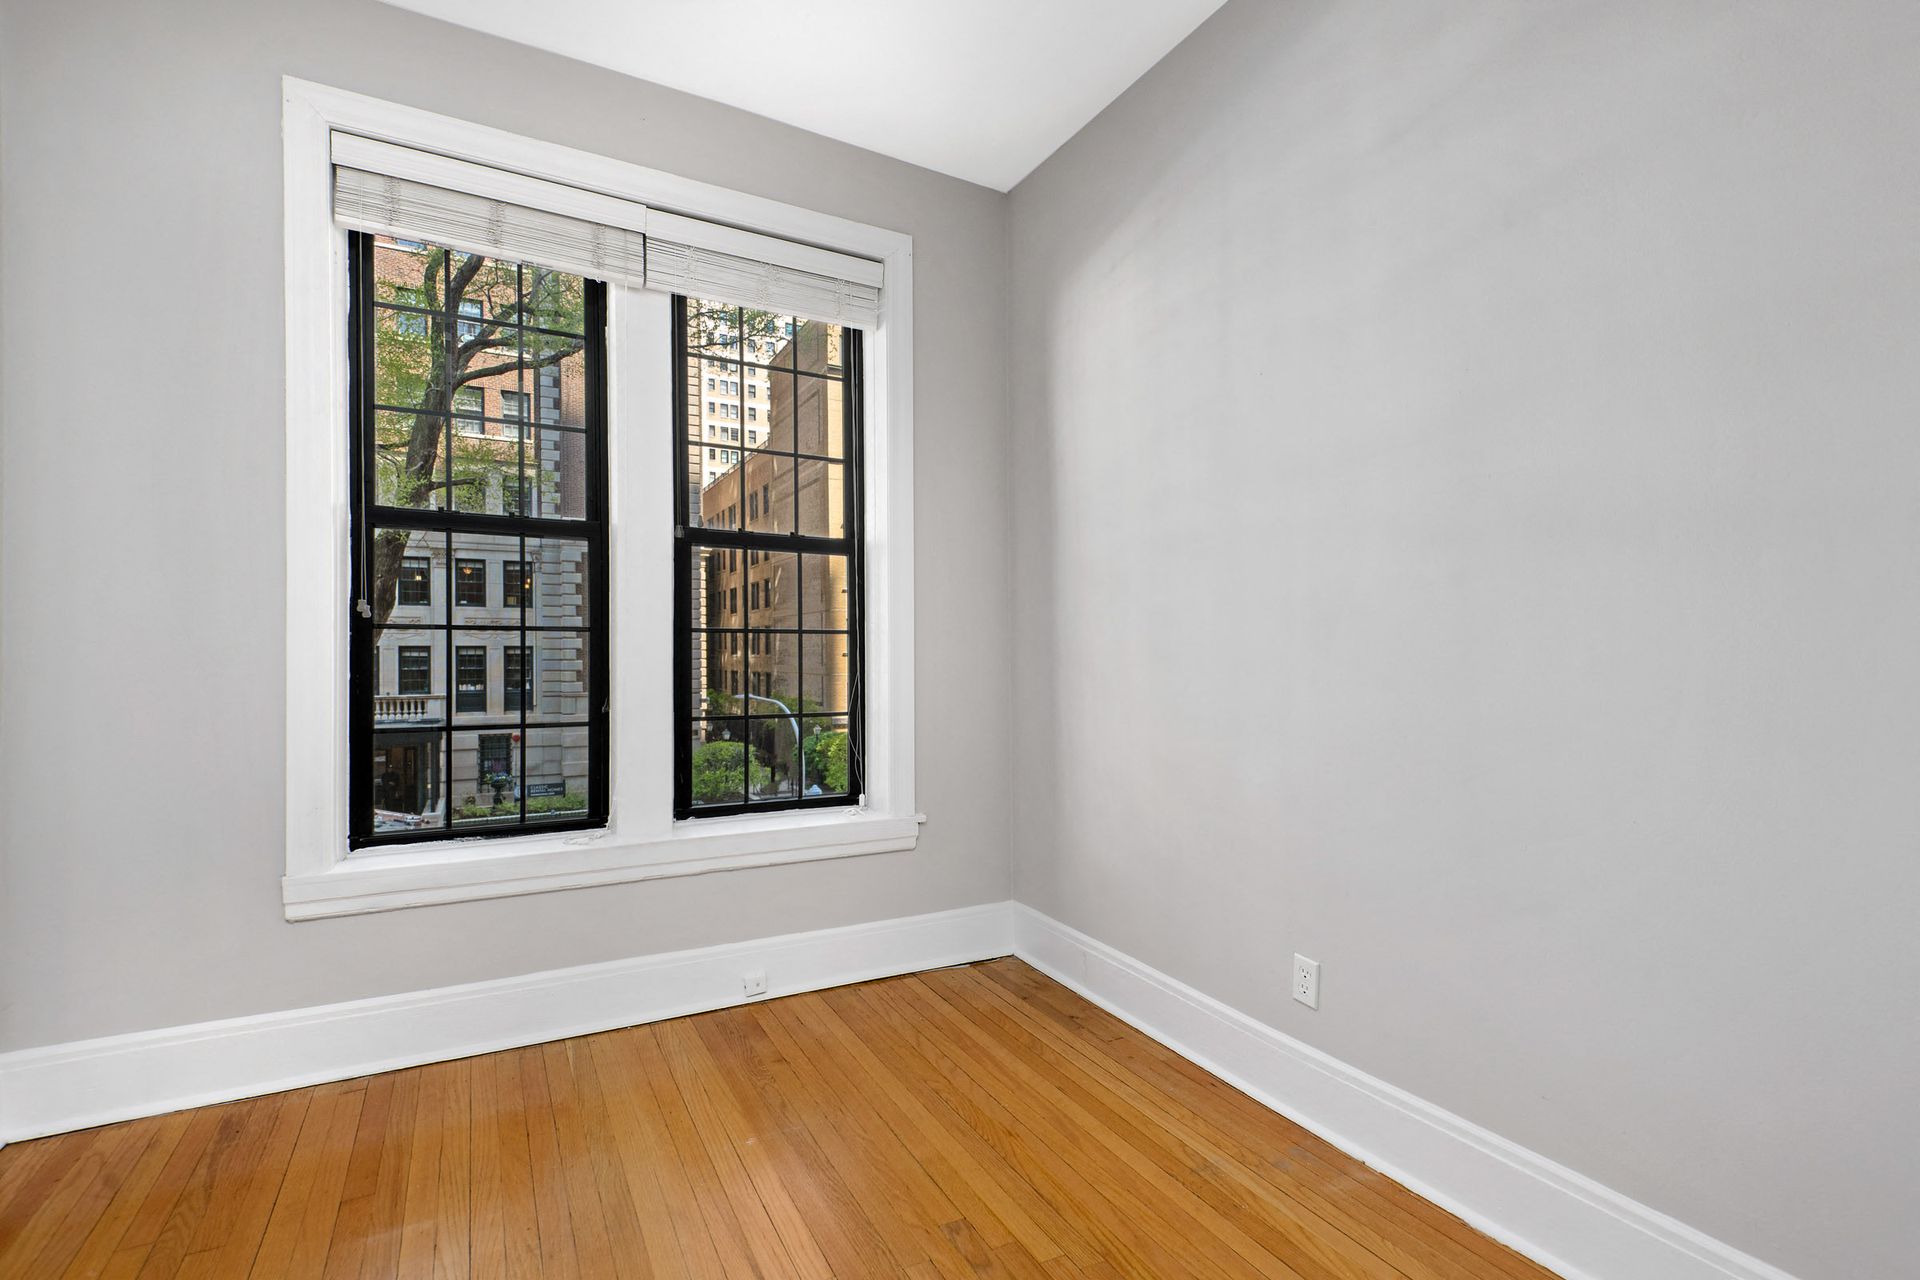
[
  {"left": 333, "top": 167, "right": 647, "bottom": 289},
  {"left": 645, "top": 239, "right": 882, "bottom": 329}
]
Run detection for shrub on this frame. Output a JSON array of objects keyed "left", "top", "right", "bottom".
[
  {"left": 527, "top": 793, "right": 586, "bottom": 815},
  {"left": 802, "top": 730, "right": 849, "bottom": 794},
  {"left": 691, "top": 739, "right": 769, "bottom": 803}
]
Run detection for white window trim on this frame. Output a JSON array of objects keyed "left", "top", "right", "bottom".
[{"left": 282, "top": 78, "right": 918, "bottom": 920}]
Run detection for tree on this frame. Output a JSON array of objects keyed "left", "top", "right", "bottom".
[{"left": 367, "top": 244, "right": 586, "bottom": 625}]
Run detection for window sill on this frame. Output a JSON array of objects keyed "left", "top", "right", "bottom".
[{"left": 282, "top": 808, "right": 923, "bottom": 920}]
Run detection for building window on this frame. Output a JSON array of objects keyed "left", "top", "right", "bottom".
[
  {"left": 397, "top": 556, "right": 432, "bottom": 606},
  {"left": 676, "top": 297, "right": 862, "bottom": 817},
  {"left": 499, "top": 390, "right": 528, "bottom": 431},
  {"left": 397, "top": 646, "right": 431, "bottom": 696},
  {"left": 454, "top": 558, "right": 488, "bottom": 608},
  {"left": 349, "top": 231, "right": 607, "bottom": 846},
  {"left": 455, "top": 646, "right": 488, "bottom": 713},
  {"left": 503, "top": 560, "right": 532, "bottom": 610}
]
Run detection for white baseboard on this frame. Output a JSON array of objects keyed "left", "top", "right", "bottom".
[
  {"left": 0, "top": 901, "right": 1014, "bottom": 1142},
  {"left": 0, "top": 898, "right": 1805, "bottom": 1280},
  {"left": 1010, "top": 905, "right": 1802, "bottom": 1280}
]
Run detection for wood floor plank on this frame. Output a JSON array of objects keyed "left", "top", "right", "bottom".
[{"left": 0, "top": 963, "right": 1564, "bottom": 1280}]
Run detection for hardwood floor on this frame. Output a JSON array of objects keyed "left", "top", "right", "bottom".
[{"left": 0, "top": 960, "right": 1560, "bottom": 1279}]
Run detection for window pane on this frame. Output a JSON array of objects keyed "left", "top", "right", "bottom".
[
  {"left": 522, "top": 264, "right": 587, "bottom": 336},
  {"left": 524, "top": 727, "right": 590, "bottom": 817},
  {"left": 372, "top": 730, "right": 445, "bottom": 832},
  {"left": 531, "top": 426, "right": 590, "bottom": 520},
  {"left": 792, "top": 319, "right": 844, "bottom": 377},
  {"left": 449, "top": 531, "right": 518, "bottom": 626},
  {"left": 687, "top": 301, "right": 739, "bottom": 357},
  {"left": 800, "top": 632, "right": 851, "bottom": 715},
  {"left": 526, "top": 631, "right": 591, "bottom": 723},
  {"left": 799, "top": 553, "right": 850, "bottom": 630},
  {"left": 373, "top": 629, "right": 444, "bottom": 726},
  {"left": 801, "top": 716, "right": 852, "bottom": 798},
  {"left": 372, "top": 237, "right": 443, "bottom": 310},
  {"left": 372, "top": 528, "right": 445, "bottom": 625},
  {"left": 689, "top": 719, "right": 749, "bottom": 807},
  {"left": 742, "top": 453, "right": 794, "bottom": 536},
  {"left": 795, "top": 458, "right": 845, "bottom": 538},
  {"left": 747, "top": 550, "right": 801, "bottom": 628},
  {"left": 525, "top": 328, "right": 589, "bottom": 426},
  {"left": 741, "top": 310, "right": 795, "bottom": 368},
  {"left": 794, "top": 371, "right": 845, "bottom": 459},
  {"left": 370, "top": 304, "right": 439, "bottom": 410},
  {"left": 747, "top": 717, "right": 800, "bottom": 802},
  {"left": 691, "top": 630, "right": 743, "bottom": 718},
  {"left": 374, "top": 411, "right": 448, "bottom": 511},
  {"left": 449, "top": 432, "right": 519, "bottom": 516},
  {"left": 687, "top": 442, "right": 743, "bottom": 530},
  {"left": 452, "top": 730, "right": 520, "bottom": 828},
  {"left": 524, "top": 535, "right": 592, "bottom": 628},
  {"left": 745, "top": 629, "right": 801, "bottom": 712}
]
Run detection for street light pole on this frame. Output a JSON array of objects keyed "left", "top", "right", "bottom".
[{"left": 742, "top": 692, "right": 809, "bottom": 794}]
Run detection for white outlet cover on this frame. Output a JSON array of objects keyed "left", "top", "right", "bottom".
[
  {"left": 1292, "top": 954, "right": 1320, "bottom": 1010},
  {"left": 742, "top": 969, "right": 769, "bottom": 998}
]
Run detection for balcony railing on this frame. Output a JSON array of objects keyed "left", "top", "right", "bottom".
[{"left": 374, "top": 693, "right": 446, "bottom": 724}]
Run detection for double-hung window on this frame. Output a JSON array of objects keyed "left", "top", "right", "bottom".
[
  {"left": 348, "top": 231, "right": 608, "bottom": 844},
  {"left": 674, "top": 299, "right": 862, "bottom": 816},
  {"left": 288, "top": 85, "right": 913, "bottom": 917}
]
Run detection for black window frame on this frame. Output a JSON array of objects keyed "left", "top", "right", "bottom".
[
  {"left": 397, "top": 555, "right": 433, "bottom": 606},
  {"left": 396, "top": 645, "right": 432, "bottom": 696},
  {"left": 347, "top": 231, "right": 609, "bottom": 848},
  {"left": 672, "top": 295, "right": 865, "bottom": 819},
  {"left": 454, "top": 645, "right": 489, "bottom": 714},
  {"left": 454, "top": 557, "right": 488, "bottom": 608}
]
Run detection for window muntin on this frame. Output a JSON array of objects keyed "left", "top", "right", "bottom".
[
  {"left": 674, "top": 297, "right": 862, "bottom": 818},
  {"left": 349, "top": 232, "right": 607, "bottom": 846}
]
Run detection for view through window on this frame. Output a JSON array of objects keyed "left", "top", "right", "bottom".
[
  {"left": 349, "top": 232, "right": 608, "bottom": 846},
  {"left": 675, "top": 297, "right": 862, "bottom": 817}
]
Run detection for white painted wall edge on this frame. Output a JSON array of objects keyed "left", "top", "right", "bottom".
[
  {"left": 0, "top": 901, "right": 1014, "bottom": 1142},
  {"left": 1009, "top": 905, "right": 1803, "bottom": 1280}
]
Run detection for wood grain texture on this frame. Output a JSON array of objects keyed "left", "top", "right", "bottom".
[{"left": 0, "top": 961, "right": 1561, "bottom": 1279}]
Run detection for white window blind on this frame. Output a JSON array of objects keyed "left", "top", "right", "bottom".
[{"left": 330, "top": 133, "right": 885, "bottom": 327}]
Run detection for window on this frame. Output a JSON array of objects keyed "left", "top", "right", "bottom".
[
  {"left": 455, "top": 646, "right": 488, "bottom": 714},
  {"left": 676, "top": 297, "right": 862, "bottom": 817},
  {"left": 349, "top": 231, "right": 607, "bottom": 847},
  {"left": 505, "top": 646, "right": 531, "bottom": 712},
  {"left": 503, "top": 560, "right": 531, "bottom": 609},
  {"left": 454, "top": 558, "right": 487, "bottom": 608},
  {"left": 290, "top": 90, "right": 913, "bottom": 916},
  {"left": 397, "top": 555, "right": 432, "bottom": 606},
  {"left": 396, "top": 646, "right": 432, "bottom": 696},
  {"left": 453, "top": 387, "right": 485, "bottom": 435}
]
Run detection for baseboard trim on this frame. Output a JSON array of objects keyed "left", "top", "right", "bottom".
[
  {"left": 1010, "top": 905, "right": 1801, "bottom": 1280},
  {"left": 0, "top": 901, "right": 1014, "bottom": 1142}
]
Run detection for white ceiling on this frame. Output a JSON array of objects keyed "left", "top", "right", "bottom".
[{"left": 378, "top": 0, "right": 1228, "bottom": 191}]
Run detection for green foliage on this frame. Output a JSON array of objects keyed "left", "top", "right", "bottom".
[
  {"left": 803, "top": 730, "right": 849, "bottom": 795},
  {"left": 691, "top": 739, "right": 768, "bottom": 804},
  {"left": 527, "top": 792, "right": 587, "bottom": 815}
]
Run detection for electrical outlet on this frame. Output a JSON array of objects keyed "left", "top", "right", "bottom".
[
  {"left": 742, "top": 969, "right": 768, "bottom": 998},
  {"left": 1292, "top": 954, "right": 1320, "bottom": 1010}
]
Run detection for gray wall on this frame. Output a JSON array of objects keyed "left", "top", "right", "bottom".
[
  {"left": 0, "top": 0, "right": 1011, "bottom": 1049},
  {"left": 1007, "top": 3, "right": 1918, "bottom": 1278}
]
